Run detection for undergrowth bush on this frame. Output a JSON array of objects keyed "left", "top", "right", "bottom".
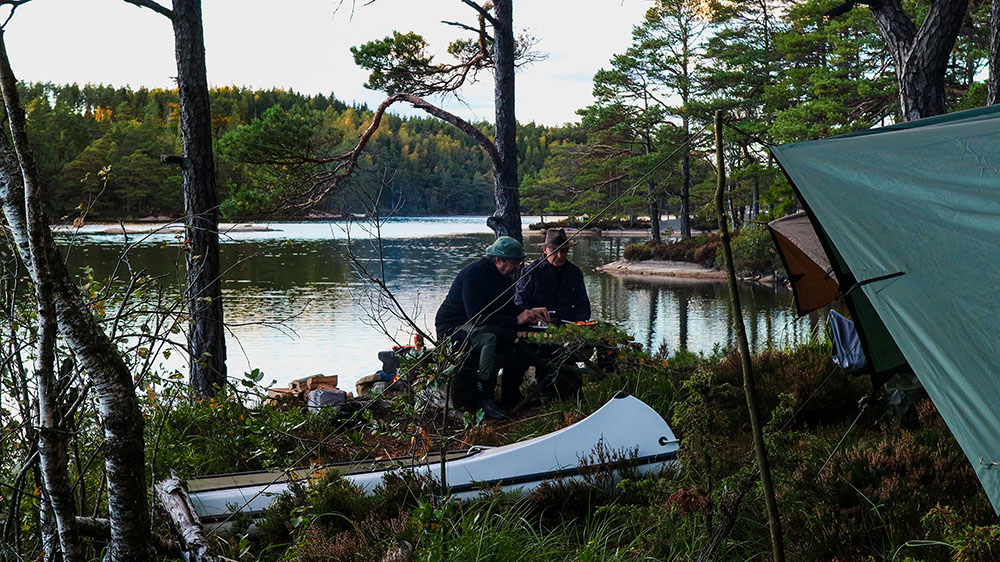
[
  {"left": 622, "top": 228, "right": 781, "bottom": 277},
  {"left": 622, "top": 242, "right": 652, "bottom": 261},
  {"left": 145, "top": 385, "right": 351, "bottom": 478},
  {"left": 716, "top": 225, "right": 783, "bottom": 276},
  {"left": 622, "top": 234, "right": 721, "bottom": 267}
]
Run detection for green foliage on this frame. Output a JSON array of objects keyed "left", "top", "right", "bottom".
[
  {"left": 217, "top": 104, "right": 344, "bottom": 215},
  {"left": 351, "top": 31, "right": 443, "bottom": 96},
  {"left": 622, "top": 228, "right": 778, "bottom": 276},
  {"left": 20, "top": 81, "right": 577, "bottom": 220},
  {"left": 918, "top": 505, "right": 1000, "bottom": 561},
  {"left": 769, "top": 0, "right": 897, "bottom": 144},
  {"left": 147, "top": 388, "right": 317, "bottom": 477},
  {"left": 127, "top": 322, "right": 1000, "bottom": 561},
  {"left": 716, "top": 225, "right": 783, "bottom": 276}
]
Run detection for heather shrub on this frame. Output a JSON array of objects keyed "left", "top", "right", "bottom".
[
  {"left": 229, "top": 335, "right": 1000, "bottom": 561},
  {"left": 711, "top": 346, "right": 870, "bottom": 429},
  {"left": 623, "top": 242, "right": 652, "bottom": 261},
  {"left": 919, "top": 505, "right": 1000, "bottom": 561},
  {"left": 649, "top": 234, "right": 718, "bottom": 265},
  {"left": 691, "top": 239, "right": 721, "bottom": 267},
  {"left": 779, "top": 401, "right": 992, "bottom": 559}
]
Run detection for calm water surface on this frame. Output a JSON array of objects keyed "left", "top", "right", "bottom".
[{"left": 59, "top": 217, "right": 822, "bottom": 391}]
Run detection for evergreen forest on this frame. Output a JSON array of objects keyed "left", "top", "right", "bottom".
[{"left": 22, "top": 82, "right": 581, "bottom": 220}]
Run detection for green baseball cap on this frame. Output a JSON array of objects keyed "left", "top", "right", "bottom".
[{"left": 485, "top": 236, "right": 525, "bottom": 260}]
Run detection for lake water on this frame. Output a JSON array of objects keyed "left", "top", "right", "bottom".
[{"left": 58, "top": 217, "right": 822, "bottom": 392}]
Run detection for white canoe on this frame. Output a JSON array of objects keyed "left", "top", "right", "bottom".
[{"left": 188, "top": 392, "right": 679, "bottom": 528}]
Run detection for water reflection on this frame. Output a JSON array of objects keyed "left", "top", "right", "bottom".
[{"left": 57, "top": 219, "right": 822, "bottom": 391}]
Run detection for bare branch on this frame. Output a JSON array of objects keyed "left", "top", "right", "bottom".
[
  {"left": 0, "top": 0, "right": 33, "bottom": 29},
  {"left": 593, "top": 174, "right": 628, "bottom": 190},
  {"left": 122, "top": 0, "right": 173, "bottom": 19},
  {"left": 442, "top": 19, "right": 491, "bottom": 39},
  {"left": 461, "top": 0, "right": 497, "bottom": 27}
]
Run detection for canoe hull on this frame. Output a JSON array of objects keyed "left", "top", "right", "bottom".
[{"left": 189, "top": 393, "right": 679, "bottom": 528}]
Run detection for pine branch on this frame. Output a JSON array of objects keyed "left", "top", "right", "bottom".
[{"left": 122, "top": 0, "right": 173, "bottom": 20}]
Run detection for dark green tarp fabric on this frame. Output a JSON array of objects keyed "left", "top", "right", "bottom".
[{"left": 771, "top": 104, "right": 1000, "bottom": 514}]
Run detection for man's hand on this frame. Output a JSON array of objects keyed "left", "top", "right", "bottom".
[{"left": 517, "top": 307, "right": 551, "bottom": 326}]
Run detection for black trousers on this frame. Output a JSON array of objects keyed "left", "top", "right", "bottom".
[{"left": 448, "top": 325, "right": 516, "bottom": 410}]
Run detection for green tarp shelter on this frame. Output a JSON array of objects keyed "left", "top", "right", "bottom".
[{"left": 770, "top": 104, "right": 1000, "bottom": 514}]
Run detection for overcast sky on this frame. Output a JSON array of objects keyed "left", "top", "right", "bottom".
[{"left": 4, "top": 0, "right": 651, "bottom": 126}]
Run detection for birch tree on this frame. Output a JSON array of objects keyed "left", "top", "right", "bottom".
[{"left": 0, "top": 22, "right": 151, "bottom": 562}]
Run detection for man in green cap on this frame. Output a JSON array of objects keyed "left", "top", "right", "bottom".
[{"left": 435, "top": 236, "right": 550, "bottom": 419}]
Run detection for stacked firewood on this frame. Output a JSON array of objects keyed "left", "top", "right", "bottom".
[{"left": 266, "top": 375, "right": 346, "bottom": 408}]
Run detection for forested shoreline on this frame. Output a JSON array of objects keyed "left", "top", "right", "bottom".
[{"left": 23, "top": 82, "right": 581, "bottom": 220}]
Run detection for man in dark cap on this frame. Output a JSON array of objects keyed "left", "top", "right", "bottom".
[{"left": 435, "top": 236, "right": 549, "bottom": 419}]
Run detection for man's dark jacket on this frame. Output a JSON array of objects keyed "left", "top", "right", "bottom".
[
  {"left": 514, "top": 257, "right": 591, "bottom": 322},
  {"left": 435, "top": 257, "right": 524, "bottom": 338}
]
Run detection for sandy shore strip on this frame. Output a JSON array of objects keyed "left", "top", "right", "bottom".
[
  {"left": 596, "top": 259, "right": 727, "bottom": 280},
  {"left": 523, "top": 228, "right": 669, "bottom": 239}
]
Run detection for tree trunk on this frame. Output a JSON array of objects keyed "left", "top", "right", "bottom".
[
  {"left": 35, "top": 360, "right": 83, "bottom": 562},
  {"left": 680, "top": 115, "right": 692, "bottom": 239},
  {"left": 645, "top": 136, "right": 660, "bottom": 241},
  {"left": 173, "top": 0, "right": 227, "bottom": 393},
  {"left": 487, "top": 0, "right": 522, "bottom": 242},
  {"left": 0, "top": 33, "right": 151, "bottom": 562},
  {"left": 990, "top": 0, "right": 1000, "bottom": 105},
  {"left": 2, "top": 29, "right": 82, "bottom": 561},
  {"left": 867, "top": 0, "right": 968, "bottom": 120}
]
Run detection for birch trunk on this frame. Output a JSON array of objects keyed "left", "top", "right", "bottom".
[
  {"left": 1, "top": 27, "right": 82, "bottom": 561},
  {"left": 155, "top": 473, "right": 235, "bottom": 562},
  {"left": 0, "top": 31, "right": 151, "bottom": 562}
]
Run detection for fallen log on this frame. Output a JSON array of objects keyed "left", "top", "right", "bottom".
[{"left": 155, "top": 471, "right": 236, "bottom": 562}]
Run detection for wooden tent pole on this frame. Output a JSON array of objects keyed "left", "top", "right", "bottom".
[{"left": 714, "top": 110, "right": 785, "bottom": 562}]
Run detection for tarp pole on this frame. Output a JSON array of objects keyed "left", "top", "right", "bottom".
[{"left": 715, "top": 110, "right": 785, "bottom": 562}]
